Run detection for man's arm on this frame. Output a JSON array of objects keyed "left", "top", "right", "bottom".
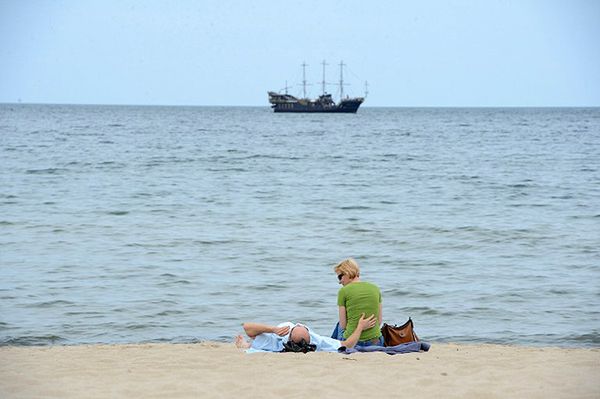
[
  {"left": 338, "top": 306, "right": 347, "bottom": 329},
  {"left": 340, "top": 314, "right": 377, "bottom": 348},
  {"left": 242, "top": 322, "right": 290, "bottom": 339}
]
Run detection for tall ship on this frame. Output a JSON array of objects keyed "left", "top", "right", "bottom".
[{"left": 268, "top": 61, "right": 366, "bottom": 113}]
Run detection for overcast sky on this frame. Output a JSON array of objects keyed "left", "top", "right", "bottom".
[{"left": 1, "top": 0, "right": 599, "bottom": 106}]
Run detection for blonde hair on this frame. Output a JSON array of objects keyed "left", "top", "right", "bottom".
[{"left": 333, "top": 258, "right": 360, "bottom": 279}]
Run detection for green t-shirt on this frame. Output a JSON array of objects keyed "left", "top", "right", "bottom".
[{"left": 337, "top": 281, "right": 382, "bottom": 341}]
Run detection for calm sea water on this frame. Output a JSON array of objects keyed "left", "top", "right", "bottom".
[{"left": 1, "top": 104, "right": 599, "bottom": 347}]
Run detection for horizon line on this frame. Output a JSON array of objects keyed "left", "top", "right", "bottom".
[{"left": 2, "top": 102, "right": 599, "bottom": 109}]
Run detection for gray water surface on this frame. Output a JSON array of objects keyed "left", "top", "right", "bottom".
[{"left": 1, "top": 104, "right": 599, "bottom": 346}]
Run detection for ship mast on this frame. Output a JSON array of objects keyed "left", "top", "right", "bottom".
[
  {"left": 339, "top": 61, "right": 345, "bottom": 99},
  {"left": 321, "top": 60, "right": 328, "bottom": 95},
  {"left": 364, "top": 81, "right": 369, "bottom": 99},
  {"left": 302, "top": 62, "right": 308, "bottom": 99}
]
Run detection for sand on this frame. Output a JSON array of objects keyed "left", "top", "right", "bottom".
[{"left": 1, "top": 342, "right": 598, "bottom": 398}]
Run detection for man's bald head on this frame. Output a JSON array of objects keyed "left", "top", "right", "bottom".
[{"left": 289, "top": 325, "right": 310, "bottom": 344}]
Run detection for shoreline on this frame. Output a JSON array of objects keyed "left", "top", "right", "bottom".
[{"left": 1, "top": 342, "right": 598, "bottom": 398}]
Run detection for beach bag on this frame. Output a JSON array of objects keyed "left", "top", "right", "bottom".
[{"left": 381, "top": 318, "right": 419, "bottom": 346}]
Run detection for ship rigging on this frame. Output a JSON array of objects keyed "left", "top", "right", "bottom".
[{"left": 268, "top": 61, "right": 366, "bottom": 113}]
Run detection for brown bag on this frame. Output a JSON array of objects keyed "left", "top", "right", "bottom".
[{"left": 381, "top": 318, "right": 419, "bottom": 346}]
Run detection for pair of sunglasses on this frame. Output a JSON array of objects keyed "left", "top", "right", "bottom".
[{"left": 337, "top": 273, "right": 344, "bottom": 281}]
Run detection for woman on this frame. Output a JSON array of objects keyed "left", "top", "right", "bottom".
[{"left": 333, "top": 258, "right": 383, "bottom": 346}]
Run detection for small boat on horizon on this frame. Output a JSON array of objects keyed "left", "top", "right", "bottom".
[{"left": 268, "top": 61, "right": 366, "bottom": 113}]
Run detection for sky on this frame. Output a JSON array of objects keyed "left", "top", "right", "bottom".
[{"left": 1, "top": 0, "right": 599, "bottom": 106}]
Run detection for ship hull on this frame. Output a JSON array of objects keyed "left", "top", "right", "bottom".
[{"left": 271, "top": 100, "right": 363, "bottom": 113}]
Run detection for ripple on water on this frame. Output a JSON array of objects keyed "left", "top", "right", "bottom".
[
  {"left": 401, "top": 306, "right": 442, "bottom": 316},
  {"left": 383, "top": 288, "right": 436, "bottom": 299},
  {"left": 157, "top": 280, "right": 191, "bottom": 287},
  {"left": 25, "top": 168, "right": 67, "bottom": 174},
  {"left": 567, "top": 331, "right": 600, "bottom": 344},
  {"left": 0, "top": 335, "right": 66, "bottom": 346},
  {"left": 107, "top": 210, "right": 129, "bottom": 216},
  {"left": 154, "top": 310, "right": 185, "bottom": 317},
  {"left": 248, "top": 283, "right": 289, "bottom": 291},
  {"left": 24, "top": 300, "right": 76, "bottom": 308},
  {"left": 298, "top": 299, "right": 326, "bottom": 307}
]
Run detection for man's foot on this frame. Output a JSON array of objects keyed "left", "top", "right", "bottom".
[{"left": 235, "top": 335, "right": 251, "bottom": 349}]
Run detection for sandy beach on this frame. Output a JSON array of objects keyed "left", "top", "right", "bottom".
[{"left": 1, "top": 342, "right": 598, "bottom": 398}]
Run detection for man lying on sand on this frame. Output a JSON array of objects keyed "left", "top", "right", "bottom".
[{"left": 235, "top": 314, "right": 376, "bottom": 352}]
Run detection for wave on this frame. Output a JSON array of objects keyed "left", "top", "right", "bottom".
[
  {"left": 149, "top": 299, "right": 179, "bottom": 305},
  {"left": 124, "top": 323, "right": 158, "bottom": 330},
  {"left": 193, "top": 239, "right": 237, "bottom": 245},
  {"left": 383, "top": 289, "right": 435, "bottom": 299},
  {"left": 0, "top": 335, "right": 66, "bottom": 346},
  {"left": 157, "top": 280, "right": 191, "bottom": 287},
  {"left": 248, "top": 283, "right": 289, "bottom": 291},
  {"left": 25, "top": 168, "right": 67, "bottom": 174},
  {"left": 25, "top": 300, "right": 76, "bottom": 308},
  {"left": 297, "top": 299, "right": 326, "bottom": 307},
  {"left": 566, "top": 331, "right": 600, "bottom": 344},
  {"left": 64, "top": 311, "right": 103, "bottom": 317},
  {"left": 400, "top": 306, "right": 442, "bottom": 316},
  {"left": 207, "top": 167, "right": 247, "bottom": 172},
  {"left": 107, "top": 210, "right": 129, "bottom": 216},
  {"left": 154, "top": 310, "right": 185, "bottom": 317},
  {"left": 243, "top": 154, "right": 302, "bottom": 160}
]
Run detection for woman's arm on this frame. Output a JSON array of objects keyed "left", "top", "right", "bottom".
[
  {"left": 378, "top": 302, "right": 383, "bottom": 326},
  {"left": 338, "top": 306, "right": 347, "bottom": 329}
]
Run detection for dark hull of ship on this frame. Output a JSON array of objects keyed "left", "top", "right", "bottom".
[{"left": 272, "top": 100, "right": 363, "bottom": 113}]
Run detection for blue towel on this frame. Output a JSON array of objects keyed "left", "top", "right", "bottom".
[{"left": 339, "top": 341, "right": 431, "bottom": 355}]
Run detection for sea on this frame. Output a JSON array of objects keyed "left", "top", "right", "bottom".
[{"left": 1, "top": 104, "right": 599, "bottom": 347}]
